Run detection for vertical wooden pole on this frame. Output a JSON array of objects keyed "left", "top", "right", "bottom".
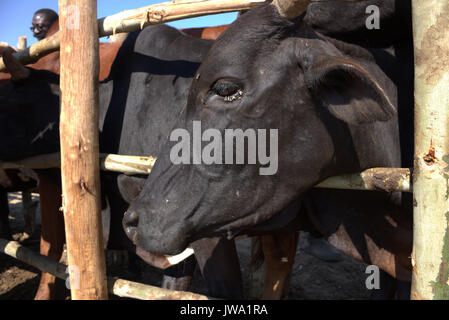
[
  {"left": 17, "top": 36, "right": 27, "bottom": 51},
  {"left": 411, "top": 0, "right": 449, "bottom": 300},
  {"left": 59, "top": 0, "right": 108, "bottom": 299}
]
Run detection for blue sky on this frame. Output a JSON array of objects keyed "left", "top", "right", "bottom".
[{"left": 0, "top": 0, "right": 238, "bottom": 47}]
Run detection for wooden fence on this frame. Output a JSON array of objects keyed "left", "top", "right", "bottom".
[{"left": 0, "top": 0, "right": 448, "bottom": 300}]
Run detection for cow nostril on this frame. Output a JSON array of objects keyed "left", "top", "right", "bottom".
[
  {"left": 123, "top": 210, "right": 139, "bottom": 243},
  {"left": 123, "top": 210, "right": 139, "bottom": 227}
]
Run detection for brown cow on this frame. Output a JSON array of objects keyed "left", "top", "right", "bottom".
[
  {"left": 0, "top": 21, "right": 122, "bottom": 299},
  {"left": 180, "top": 25, "right": 229, "bottom": 40}
]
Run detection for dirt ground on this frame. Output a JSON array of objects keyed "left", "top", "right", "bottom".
[{"left": 0, "top": 192, "right": 372, "bottom": 300}]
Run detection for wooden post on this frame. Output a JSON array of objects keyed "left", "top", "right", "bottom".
[
  {"left": 411, "top": 0, "right": 449, "bottom": 300},
  {"left": 17, "top": 36, "right": 27, "bottom": 51},
  {"left": 59, "top": 0, "right": 108, "bottom": 299}
]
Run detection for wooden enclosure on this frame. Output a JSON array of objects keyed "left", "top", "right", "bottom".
[{"left": 0, "top": 0, "right": 448, "bottom": 300}]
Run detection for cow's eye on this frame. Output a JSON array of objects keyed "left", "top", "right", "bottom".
[{"left": 211, "top": 80, "right": 243, "bottom": 102}]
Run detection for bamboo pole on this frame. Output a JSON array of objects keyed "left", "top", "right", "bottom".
[
  {"left": 411, "top": 0, "right": 449, "bottom": 300},
  {"left": 0, "top": 0, "right": 264, "bottom": 72},
  {"left": 59, "top": 0, "right": 108, "bottom": 300},
  {"left": 0, "top": 238, "right": 210, "bottom": 300}
]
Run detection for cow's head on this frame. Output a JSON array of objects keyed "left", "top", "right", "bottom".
[
  {"left": 124, "top": 0, "right": 397, "bottom": 255},
  {"left": 0, "top": 49, "right": 60, "bottom": 160}
]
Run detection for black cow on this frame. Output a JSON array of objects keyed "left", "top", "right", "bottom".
[
  {"left": 122, "top": 0, "right": 414, "bottom": 298},
  {"left": 0, "top": 25, "right": 243, "bottom": 298}
]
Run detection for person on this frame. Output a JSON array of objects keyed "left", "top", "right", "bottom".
[{"left": 30, "top": 9, "right": 58, "bottom": 41}]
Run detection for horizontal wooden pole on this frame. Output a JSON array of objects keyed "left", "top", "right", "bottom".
[
  {"left": 0, "top": 153, "right": 412, "bottom": 192},
  {"left": 0, "top": 33, "right": 61, "bottom": 71},
  {"left": 0, "top": 153, "right": 62, "bottom": 169},
  {"left": 0, "top": 238, "right": 68, "bottom": 280},
  {"left": 0, "top": 155, "right": 412, "bottom": 192},
  {"left": 0, "top": 153, "right": 157, "bottom": 175},
  {"left": 98, "top": 0, "right": 264, "bottom": 37},
  {"left": 0, "top": 238, "right": 211, "bottom": 300},
  {"left": 109, "top": 278, "right": 209, "bottom": 300},
  {"left": 101, "top": 154, "right": 156, "bottom": 174},
  {"left": 315, "top": 167, "right": 412, "bottom": 193},
  {"left": 0, "top": 0, "right": 264, "bottom": 72},
  {"left": 0, "top": 42, "right": 18, "bottom": 52}
]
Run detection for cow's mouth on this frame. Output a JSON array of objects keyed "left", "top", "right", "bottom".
[
  {"left": 135, "top": 246, "right": 194, "bottom": 269},
  {"left": 123, "top": 208, "right": 192, "bottom": 255},
  {"left": 124, "top": 209, "right": 195, "bottom": 266}
]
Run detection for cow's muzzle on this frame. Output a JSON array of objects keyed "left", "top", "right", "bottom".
[
  {"left": 122, "top": 209, "right": 139, "bottom": 244},
  {"left": 122, "top": 208, "right": 191, "bottom": 256}
]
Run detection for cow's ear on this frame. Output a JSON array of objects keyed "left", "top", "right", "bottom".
[{"left": 301, "top": 55, "right": 396, "bottom": 124}]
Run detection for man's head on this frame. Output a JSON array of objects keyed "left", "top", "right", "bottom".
[{"left": 31, "top": 9, "right": 58, "bottom": 41}]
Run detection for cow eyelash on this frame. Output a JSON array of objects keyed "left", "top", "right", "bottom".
[
  {"left": 210, "top": 80, "right": 243, "bottom": 102},
  {"left": 223, "top": 89, "right": 243, "bottom": 102}
]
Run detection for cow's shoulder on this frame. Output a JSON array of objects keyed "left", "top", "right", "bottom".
[
  {"left": 133, "top": 24, "right": 184, "bottom": 56},
  {"left": 137, "top": 25, "right": 179, "bottom": 47}
]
